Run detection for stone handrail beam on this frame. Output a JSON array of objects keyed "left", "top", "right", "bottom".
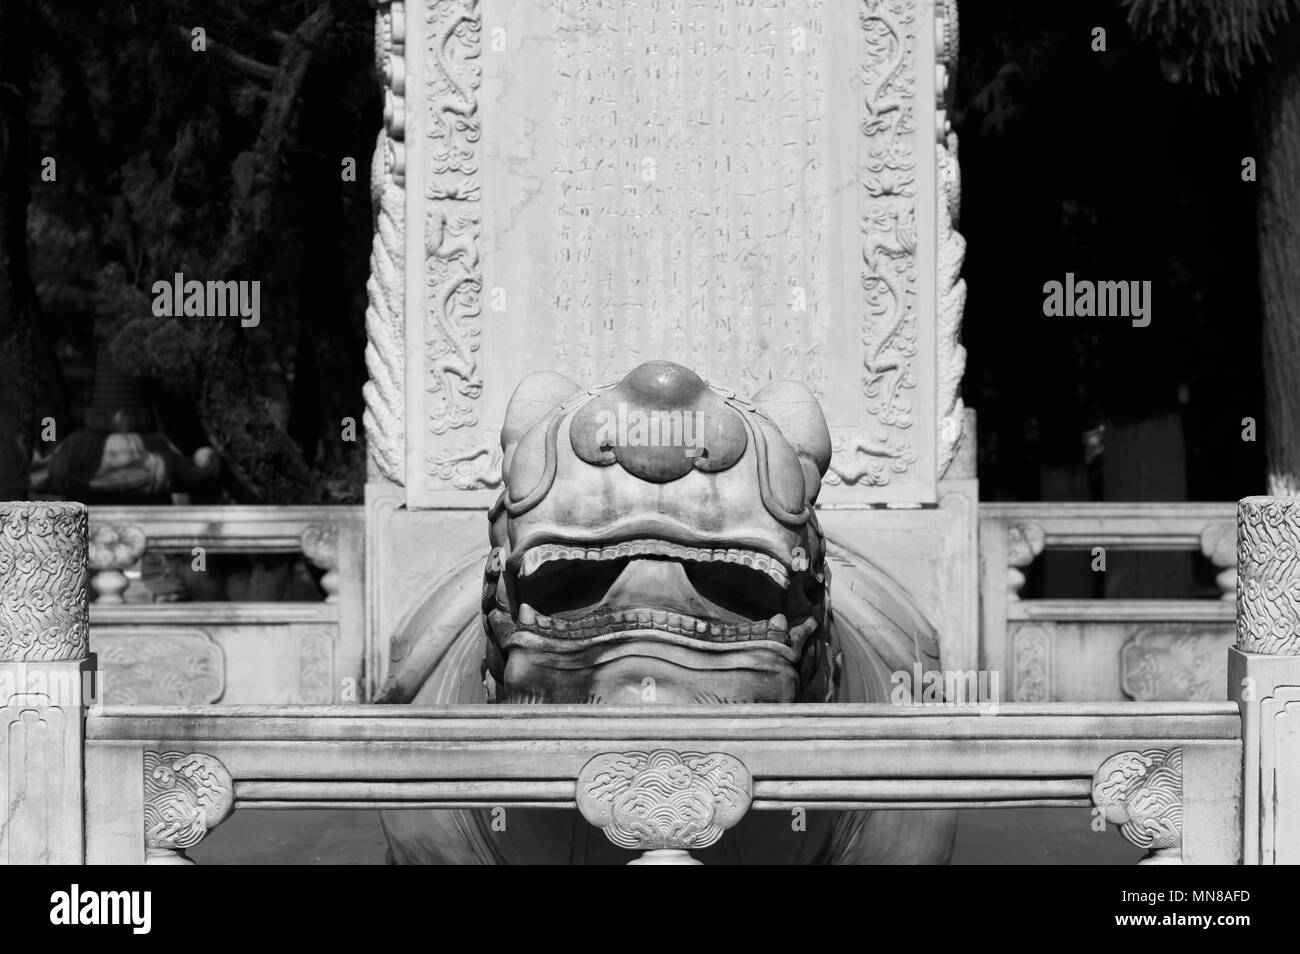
[
  {"left": 88, "top": 505, "right": 363, "bottom": 553},
  {"left": 80, "top": 702, "right": 1242, "bottom": 863},
  {"left": 980, "top": 502, "right": 1237, "bottom": 551},
  {"left": 85, "top": 505, "right": 363, "bottom": 605}
]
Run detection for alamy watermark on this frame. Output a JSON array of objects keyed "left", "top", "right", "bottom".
[
  {"left": 0, "top": 666, "right": 101, "bottom": 709},
  {"left": 151, "top": 272, "right": 260, "bottom": 327},
  {"left": 890, "top": 664, "right": 1001, "bottom": 714},
  {"left": 595, "top": 402, "right": 706, "bottom": 458},
  {"left": 50, "top": 885, "right": 151, "bottom": 934},
  {"left": 1042, "top": 273, "right": 1151, "bottom": 328}
]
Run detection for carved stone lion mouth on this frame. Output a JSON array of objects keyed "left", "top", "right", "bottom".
[{"left": 494, "top": 536, "right": 819, "bottom": 656}]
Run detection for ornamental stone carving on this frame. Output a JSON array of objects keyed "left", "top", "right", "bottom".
[
  {"left": 96, "top": 629, "right": 225, "bottom": 705},
  {"left": 1199, "top": 519, "right": 1237, "bottom": 601},
  {"left": 0, "top": 502, "right": 89, "bottom": 662},
  {"left": 1006, "top": 522, "right": 1045, "bottom": 601},
  {"left": 577, "top": 750, "right": 753, "bottom": 864},
  {"left": 935, "top": 0, "right": 967, "bottom": 476},
  {"left": 300, "top": 523, "right": 341, "bottom": 602},
  {"left": 1012, "top": 625, "right": 1052, "bottom": 702},
  {"left": 87, "top": 523, "right": 147, "bottom": 603},
  {"left": 365, "top": 0, "right": 408, "bottom": 484},
  {"left": 1092, "top": 748, "right": 1183, "bottom": 864},
  {"left": 1237, "top": 497, "right": 1300, "bottom": 655},
  {"left": 144, "top": 751, "right": 234, "bottom": 864},
  {"left": 296, "top": 629, "right": 335, "bottom": 703},
  {"left": 395, "top": 0, "right": 960, "bottom": 505},
  {"left": 423, "top": 0, "right": 485, "bottom": 464},
  {"left": 1119, "top": 628, "right": 1225, "bottom": 702},
  {"left": 381, "top": 359, "right": 954, "bottom": 864}
]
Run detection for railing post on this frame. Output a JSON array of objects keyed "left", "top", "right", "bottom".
[
  {"left": 0, "top": 502, "right": 92, "bottom": 864},
  {"left": 1230, "top": 496, "right": 1300, "bottom": 864}
]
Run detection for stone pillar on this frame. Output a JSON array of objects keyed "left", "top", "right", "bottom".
[
  {"left": 0, "top": 502, "right": 92, "bottom": 864},
  {"left": 1230, "top": 496, "right": 1300, "bottom": 864}
]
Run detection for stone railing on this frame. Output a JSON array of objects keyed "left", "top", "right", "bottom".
[
  {"left": 4, "top": 496, "right": 1299, "bottom": 864},
  {"left": 85, "top": 506, "right": 364, "bottom": 706},
  {"left": 77, "top": 702, "right": 1240, "bottom": 865},
  {"left": 980, "top": 503, "right": 1237, "bottom": 702},
  {"left": 63, "top": 502, "right": 1245, "bottom": 709}
]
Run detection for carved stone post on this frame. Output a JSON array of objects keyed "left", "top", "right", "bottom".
[
  {"left": 0, "top": 502, "right": 92, "bottom": 864},
  {"left": 1230, "top": 496, "right": 1300, "bottom": 864}
]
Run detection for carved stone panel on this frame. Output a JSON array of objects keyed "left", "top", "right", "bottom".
[
  {"left": 296, "top": 629, "right": 336, "bottom": 704},
  {"left": 1119, "top": 628, "right": 1228, "bottom": 702},
  {"left": 144, "top": 751, "right": 234, "bottom": 864},
  {"left": 1012, "top": 624, "right": 1052, "bottom": 702},
  {"left": 402, "top": 0, "right": 959, "bottom": 507},
  {"left": 1092, "top": 748, "right": 1183, "bottom": 865},
  {"left": 94, "top": 628, "right": 226, "bottom": 705},
  {"left": 577, "top": 750, "right": 752, "bottom": 862}
]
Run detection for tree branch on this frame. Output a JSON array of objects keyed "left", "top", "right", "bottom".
[{"left": 176, "top": 25, "right": 277, "bottom": 82}]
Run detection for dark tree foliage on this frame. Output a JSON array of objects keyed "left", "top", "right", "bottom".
[
  {"left": 957, "top": 0, "right": 1264, "bottom": 500},
  {"left": 22, "top": 0, "right": 378, "bottom": 503},
  {"left": 1125, "top": 0, "right": 1300, "bottom": 496},
  {"left": 0, "top": 0, "right": 38, "bottom": 500}
]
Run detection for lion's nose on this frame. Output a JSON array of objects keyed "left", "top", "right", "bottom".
[
  {"left": 569, "top": 361, "right": 748, "bottom": 482},
  {"left": 623, "top": 360, "right": 706, "bottom": 407}
]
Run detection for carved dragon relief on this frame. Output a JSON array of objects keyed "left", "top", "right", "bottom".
[
  {"left": 831, "top": 0, "right": 921, "bottom": 487},
  {"left": 379, "top": 360, "right": 955, "bottom": 863},
  {"left": 424, "top": 0, "right": 485, "bottom": 487}
]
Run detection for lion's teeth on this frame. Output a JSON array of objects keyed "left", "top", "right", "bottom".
[
  {"left": 518, "top": 604, "right": 537, "bottom": 626},
  {"left": 770, "top": 613, "right": 788, "bottom": 632},
  {"left": 519, "top": 540, "right": 794, "bottom": 588}
]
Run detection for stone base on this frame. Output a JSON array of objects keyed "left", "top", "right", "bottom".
[
  {"left": 0, "top": 657, "right": 94, "bottom": 864},
  {"left": 1229, "top": 646, "right": 1300, "bottom": 864}
]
